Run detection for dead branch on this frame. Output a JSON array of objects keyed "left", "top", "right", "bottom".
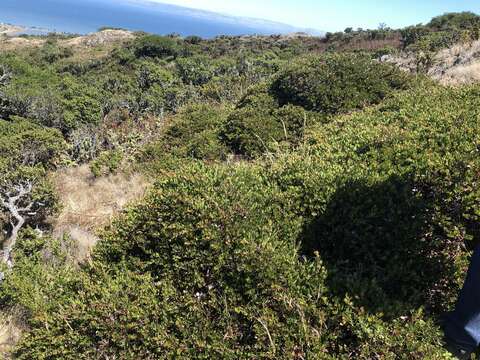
[
  {"left": 0, "top": 65, "right": 11, "bottom": 86},
  {"left": 0, "top": 181, "right": 35, "bottom": 268}
]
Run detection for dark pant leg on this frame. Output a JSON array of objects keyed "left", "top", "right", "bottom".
[{"left": 444, "top": 245, "right": 480, "bottom": 352}]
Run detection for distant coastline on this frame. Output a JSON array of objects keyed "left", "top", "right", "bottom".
[
  {"left": 0, "top": 23, "right": 51, "bottom": 36},
  {"left": 0, "top": 0, "right": 323, "bottom": 38}
]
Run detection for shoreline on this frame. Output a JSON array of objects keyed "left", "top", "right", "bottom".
[{"left": 0, "top": 23, "right": 52, "bottom": 37}]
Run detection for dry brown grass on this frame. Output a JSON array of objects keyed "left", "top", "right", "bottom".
[
  {"left": 0, "top": 29, "right": 135, "bottom": 58},
  {"left": 63, "top": 29, "right": 134, "bottom": 47},
  {"left": 0, "top": 37, "right": 45, "bottom": 51},
  {"left": 436, "top": 61, "right": 480, "bottom": 85},
  {"left": 0, "top": 24, "right": 23, "bottom": 36},
  {"left": 0, "top": 165, "right": 148, "bottom": 356},
  {"left": 0, "top": 307, "right": 26, "bottom": 359},
  {"left": 59, "top": 30, "right": 135, "bottom": 62},
  {"left": 383, "top": 40, "right": 480, "bottom": 85},
  {"left": 427, "top": 40, "right": 480, "bottom": 85},
  {"left": 51, "top": 165, "right": 150, "bottom": 261}
]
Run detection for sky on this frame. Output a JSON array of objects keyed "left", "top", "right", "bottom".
[{"left": 152, "top": 0, "right": 480, "bottom": 31}]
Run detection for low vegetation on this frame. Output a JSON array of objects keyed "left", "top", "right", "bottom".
[{"left": 0, "top": 11, "right": 479, "bottom": 359}]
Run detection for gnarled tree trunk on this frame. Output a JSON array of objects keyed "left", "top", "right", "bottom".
[{"left": 0, "top": 182, "right": 34, "bottom": 269}]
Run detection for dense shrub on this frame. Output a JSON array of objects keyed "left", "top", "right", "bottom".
[
  {"left": 39, "top": 39, "right": 74, "bottom": 64},
  {"left": 222, "top": 53, "right": 410, "bottom": 158},
  {"left": 223, "top": 105, "right": 311, "bottom": 157},
  {"left": 60, "top": 76, "right": 103, "bottom": 132},
  {"left": 221, "top": 83, "right": 320, "bottom": 157},
  {"left": 270, "top": 83, "right": 480, "bottom": 317},
  {"left": 90, "top": 150, "right": 124, "bottom": 177},
  {"left": 15, "top": 164, "right": 323, "bottom": 358},
  {"left": 144, "top": 104, "right": 230, "bottom": 161},
  {"left": 184, "top": 35, "right": 203, "bottom": 45},
  {"left": 0, "top": 118, "right": 65, "bottom": 247},
  {"left": 137, "top": 62, "right": 174, "bottom": 90},
  {"left": 428, "top": 12, "right": 480, "bottom": 31},
  {"left": 3, "top": 14, "right": 480, "bottom": 358},
  {"left": 133, "top": 35, "right": 179, "bottom": 58},
  {"left": 401, "top": 12, "right": 480, "bottom": 52},
  {"left": 0, "top": 117, "right": 66, "bottom": 168},
  {"left": 401, "top": 25, "right": 431, "bottom": 49},
  {"left": 176, "top": 55, "right": 215, "bottom": 86},
  {"left": 270, "top": 54, "right": 412, "bottom": 115},
  {"left": 11, "top": 163, "right": 452, "bottom": 358}
]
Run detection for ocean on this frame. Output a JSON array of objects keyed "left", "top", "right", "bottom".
[{"left": 0, "top": 0, "right": 309, "bottom": 38}]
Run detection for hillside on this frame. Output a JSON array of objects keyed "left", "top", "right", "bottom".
[
  {"left": 0, "top": 12, "right": 480, "bottom": 359},
  {"left": 0, "top": 24, "right": 23, "bottom": 36}
]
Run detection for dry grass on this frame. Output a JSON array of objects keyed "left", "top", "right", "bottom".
[
  {"left": 51, "top": 165, "right": 150, "bottom": 261},
  {"left": 434, "top": 40, "right": 480, "bottom": 67},
  {"left": 383, "top": 40, "right": 480, "bottom": 85},
  {"left": 63, "top": 29, "right": 134, "bottom": 47},
  {"left": 437, "top": 61, "right": 480, "bottom": 85},
  {"left": 0, "top": 165, "right": 149, "bottom": 355},
  {"left": 428, "top": 40, "right": 480, "bottom": 85},
  {"left": 0, "top": 308, "right": 25, "bottom": 359},
  {"left": 60, "top": 30, "right": 135, "bottom": 62},
  {"left": 0, "top": 37, "right": 45, "bottom": 51},
  {"left": 0, "top": 29, "right": 135, "bottom": 57}
]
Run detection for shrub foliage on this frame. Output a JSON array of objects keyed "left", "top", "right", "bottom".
[{"left": 1, "top": 13, "right": 480, "bottom": 359}]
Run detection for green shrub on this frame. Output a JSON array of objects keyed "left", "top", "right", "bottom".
[
  {"left": 39, "top": 40, "right": 74, "bottom": 64},
  {"left": 133, "top": 35, "right": 178, "bottom": 58},
  {"left": 270, "top": 83, "right": 480, "bottom": 316},
  {"left": 222, "top": 104, "right": 311, "bottom": 157},
  {"left": 137, "top": 62, "right": 174, "bottom": 90},
  {"left": 11, "top": 162, "right": 453, "bottom": 358},
  {"left": 145, "top": 104, "right": 230, "bottom": 161},
  {"left": 61, "top": 76, "right": 103, "bottom": 132},
  {"left": 176, "top": 55, "right": 215, "bottom": 86},
  {"left": 16, "top": 164, "right": 328, "bottom": 358},
  {"left": 90, "top": 150, "right": 124, "bottom": 177},
  {"left": 0, "top": 117, "right": 66, "bottom": 168},
  {"left": 3, "top": 16, "right": 480, "bottom": 359},
  {"left": 221, "top": 83, "right": 318, "bottom": 157},
  {"left": 221, "top": 57, "right": 408, "bottom": 158},
  {"left": 407, "top": 30, "right": 461, "bottom": 53},
  {"left": 15, "top": 269, "right": 167, "bottom": 360},
  {"left": 401, "top": 25, "right": 431, "bottom": 49},
  {"left": 270, "top": 54, "right": 412, "bottom": 114},
  {"left": 428, "top": 12, "right": 480, "bottom": 31}
]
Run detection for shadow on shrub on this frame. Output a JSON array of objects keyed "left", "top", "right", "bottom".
[{"left": 300, "top": 174, "right": 461, "bottom": 318}]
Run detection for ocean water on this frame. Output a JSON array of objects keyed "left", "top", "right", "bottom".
[{"left": 0, "top": 0, "right": 303, "bottom": 38}]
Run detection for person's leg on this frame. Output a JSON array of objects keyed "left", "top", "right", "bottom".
[{"left": 444, "top": 245, "right": 480, "bottom": 354}]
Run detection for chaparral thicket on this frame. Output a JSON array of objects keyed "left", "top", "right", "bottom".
[{"left": 1, "top": 12, "right": 480, "bottom": 359}]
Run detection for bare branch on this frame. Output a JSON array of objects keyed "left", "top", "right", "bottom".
[
  {"left": 0, "top": 65, "right": 11, "bottom": 86},
  {"left": 0, "top": 179, "right": 36, "bottom": 268}
]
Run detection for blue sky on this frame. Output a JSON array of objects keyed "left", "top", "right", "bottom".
[{"left": 155, "top": 0, "right": 480, "bottom": 31}]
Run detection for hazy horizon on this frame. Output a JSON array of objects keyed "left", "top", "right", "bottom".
[
  {"left": 151, "top": 0, "right": 480, "bottom": 32},
  {"left": 0, "top": 0, "right": 321, "bottom": 37}
]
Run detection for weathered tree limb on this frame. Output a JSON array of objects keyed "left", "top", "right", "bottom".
[
  {"left": 0, "top": 65, "right": 11, "bottom": 86},
  {"left": 0, "top": 181, "right": 34, "bottom": 268}
]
